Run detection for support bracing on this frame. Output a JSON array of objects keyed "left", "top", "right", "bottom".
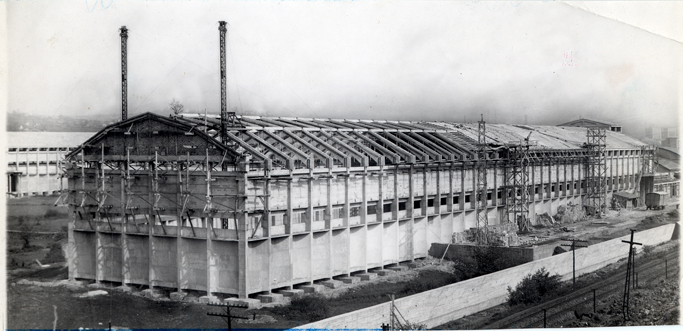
[
  {"left": 585, "top": 127, "right": 607, "bottom": 217},
  {"left": 475, "top": 115, "right": 489, "bottom": 245}
]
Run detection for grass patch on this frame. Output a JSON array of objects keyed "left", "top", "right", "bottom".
[{"left": 270, "top": 294, "right": 329, "bottom": 322}]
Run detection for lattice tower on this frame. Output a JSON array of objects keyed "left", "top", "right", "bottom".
[
  {"left": 503, "top": 144, "right": 531, "bottom": 232},
  {"left": 585, "top": 127, "right": 607, "bottom": 217}
]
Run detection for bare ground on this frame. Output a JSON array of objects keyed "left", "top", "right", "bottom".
[{"left": 6, "top": 196, "right": 680, "bottom": 329}]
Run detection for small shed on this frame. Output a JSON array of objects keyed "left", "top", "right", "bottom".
[{"left": 612, "top": 191, "right": 639, "bottom": 209}]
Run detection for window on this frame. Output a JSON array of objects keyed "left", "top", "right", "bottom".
[
  {"left": 453, "top": 196, "right": 459, "bottom": 205},
  {"left": 486, "top": 192, "right": 492, "bottom": 200},
  {"left": 413, "top": 200, "right": 422, "bottom": 209},
  {"left": 427, "top": 199, "right": 434, "bottom": 207},
  {"left": 271, "top": 214, "right": 284, "bottom": 226},
  {"left": 313, "top": 209, "right": 324, "bottom": 222},
  {"left": 349, "top": 206, "right": 361, "bottom": 217},
  {"left": 398, "top": 201, "right": 407, "bottom": 211},
  {"left": 291, "top": 211, "right": 306, "bottom": 224},
  {"left": 465, "top": 195, "right": 471, "bottom": 203},
  {"left": 383, "top": 203, "right": 392, "bottom": 213},
  {"left": 367, "top": 205, "right": 377, "bottom": 215},
  {"left": 440, "top": 197, "right": 447, "bottom": 205},
  {"left": 332, "top": 206, "right": 344, "bottom": 219}
]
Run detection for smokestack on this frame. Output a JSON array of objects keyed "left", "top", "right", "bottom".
[
  {"left": 219, "top": 21, "right": 227, "bottom": 143},
  {"left": 120, "top": 26, "right": 128, "bottom": 121}
]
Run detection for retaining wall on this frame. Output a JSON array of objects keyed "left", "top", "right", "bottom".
[{"left": 294, "top": 223, "right": 677, "bottom": 330}]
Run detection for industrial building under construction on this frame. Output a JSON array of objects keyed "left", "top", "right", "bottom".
[{"left": 63, "top": 23, "right": 659, "bottom": 299}]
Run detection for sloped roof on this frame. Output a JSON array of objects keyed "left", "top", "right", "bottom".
[
  {"left": 558, "top": 118, "right": 618, "bottom": 127},
  {"left": 63, "top": 112, "right": 649, "bottom": 170}
]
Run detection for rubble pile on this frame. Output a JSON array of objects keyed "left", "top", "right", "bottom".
[
  {"left": 553, "top": 203, "right": 586, "bottom": 223},
  {"left": 453, "top": 223, "right": 520, "bottom": 247},
  {"left": 535, "top": 213, "right": 555, "bottom": 227}
]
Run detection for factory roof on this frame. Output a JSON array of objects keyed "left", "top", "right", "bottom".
[{"left": 68, "top": 112, "right": 648, "bottom": 170}]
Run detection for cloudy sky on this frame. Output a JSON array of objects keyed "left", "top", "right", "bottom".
[{"left": 6, "top": 1, "right": 682, "bottom": 135}]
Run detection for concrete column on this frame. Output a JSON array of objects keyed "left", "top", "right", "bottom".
[
  {"left": 285, "top": 176, "right": 293, "bottom": 235},
  {"left": 344, "top": 172, "right": 351, "bottom": 275},
  {"left": 530, "top": 162, "right": 536, "bottom": 223},
  {"left": 447, "top": 165, "right": 454, "bottom": 214},
  {"left": 148, "top": 169, "right": 154, "bottom": 290},
  {"left": 306, "top": 171, "right": 313, "bottom": 284},
  {"left": 307, "top": 173, "right": 313, "bottom": 232},
  {"left": 176, "top": 167, "right": 182, "bottom": 293},
  {"left": 326, "top": 174, "right": 333, "bottom": 278},
  {"left": 237, "top": 159, "right": 249, "bottom": 299},
  {"left": 377, "top": 168, "right": 384, "bottom": 223},
  {"left": 459, "top": 163, "right": 465, "bottom": 211},
  {"left": 206, "top": 216, "right": 213, "bottom": 296},
  {"left": 95, "top": 168, "right": 102, "bottom": 285},
  {"left": 471, "top": 166, "right": 476, "bottom": 210},
  {"left": 121, "top": 172, "right": 129, "bottom": 286},
  {"left": 408, "top": 165, "right": 414, "bottom": 218},
  {"left": 375, "top": 167, "right": 384, "bottom": 271},
  {"left": 68, "top": 207, "right": 76, "bottom": 281},
  {"left": 422, "top": 166, "right": 428, "bottom": 216}
]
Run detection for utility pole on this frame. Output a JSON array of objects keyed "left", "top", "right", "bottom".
[
  {"left": 621, "top": 229, "right": 642, "bottom": 321},
  {"left": 119, "top": 26, "right": 128, "bottom": 121},
  {"left": 207, "top": 302, "right": 250, "bottom": 331},
  {"left": 561, "top": 238, "right": 588, "bottom": 288}
]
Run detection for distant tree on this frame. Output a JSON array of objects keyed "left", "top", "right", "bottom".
[{"left": 169, "top": 99, "right": 185, "bottom": 115}]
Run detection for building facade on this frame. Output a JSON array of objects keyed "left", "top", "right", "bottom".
[
  {"left": 65, "top": 112, "right": 649, "bottom": 298},
  {"left": 6, "top": 132, "right": 94, "bottom": 197}
]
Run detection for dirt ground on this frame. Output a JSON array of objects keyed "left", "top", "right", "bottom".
[{"left": 5, "top": 195, "right": 681, "bottom": 329}]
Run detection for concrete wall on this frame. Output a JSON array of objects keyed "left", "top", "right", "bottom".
[
  {"left": 295, "top": 223, "right": 676, "bottom": 330},
  {"left": 69, "top": 149, "right": 646, "bottom": 297}
]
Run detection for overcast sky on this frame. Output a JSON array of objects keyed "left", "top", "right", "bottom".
[{"left": 6, "top": 1, "right": 682, "bottom": 135}]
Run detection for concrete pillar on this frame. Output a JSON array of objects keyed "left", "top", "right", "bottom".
[
  {"left": 148, "top": 169, "right": 154, "bottom": 290},
  {"left": 68, "top": 208, "right": 76, "bottom": 281},
  {"left": 121, "top": 172, "right": 129, "bottom": 286},
  {"left": 344, "top": 172, "right": 351, "bottom": 275},
  {"left": 176, "top": 167, "right": 183, "bottom": 293},
  {"left": 237, "top": 158, "right": 249, "bottom": 299}
]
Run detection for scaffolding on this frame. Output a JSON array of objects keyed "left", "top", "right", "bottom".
[
  {"left": 585, "top": 127, "right": 607, "bottom": 217},
  {"left": 475, "top": 115, "right": 488, "bottom": 244},
  {"left": 503, "top": 142, "right": 531, "bottom": 232},
  {"left": 641, "top": 145, "right": 657, "bottom": 174}
]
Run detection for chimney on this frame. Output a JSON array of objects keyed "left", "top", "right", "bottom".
[
  {"left": 120, "top": 26, "right": 128, "bottom": 121},
  {"left": 219, "top": 21, "right": 227, "bottom": 142}
]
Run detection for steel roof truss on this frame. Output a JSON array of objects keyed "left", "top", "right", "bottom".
[
  {"left": 281, "top": 130, "right": 334, "bottom": 168},
  {"left": 260, "top": 130, "right": 313, "bottom": 167},
  {"left": 366, "top": 131, "right": 417, "bottom": 163}
]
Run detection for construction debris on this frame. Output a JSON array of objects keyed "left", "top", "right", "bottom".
[{"left": 554, "top": 203, "right": 586, "bottom": 223}]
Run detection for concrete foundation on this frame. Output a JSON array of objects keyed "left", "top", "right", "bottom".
[
  {"left": 257, "top": 293, "right": 284, "bottom": 303},
  {"left": 278, "top": 289, "right": 305, "bottom": 297}
]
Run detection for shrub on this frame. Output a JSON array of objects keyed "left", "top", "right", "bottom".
[
  {"left": 401, "top": 269, "right": 458, "bottom": 294},
  {"left": 507, "top": 268, "right": 562, "bottom": 306},
  {"left": 272, "top": 294, "right": 329, "bottom": 322}
]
